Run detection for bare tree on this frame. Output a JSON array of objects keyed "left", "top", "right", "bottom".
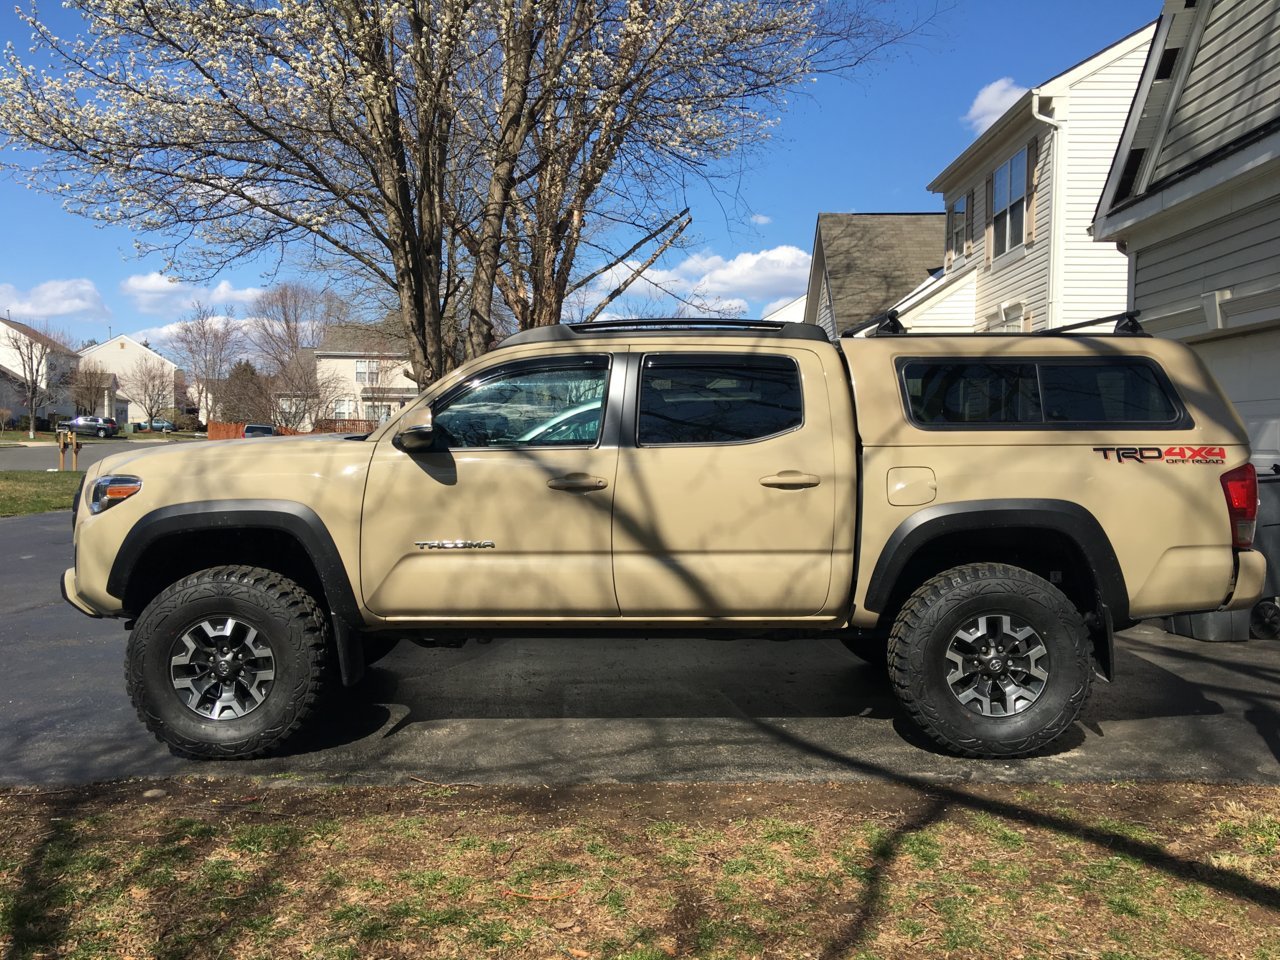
[
  {"left": 168, "top": 302, "right": 243, "bottom": 424},
  {"left": 71, "top": 359, "right": 112, "bottom": 415},
  {"left": 2, "top": 319, "right": 72, "bottom": 438},
  {"left": 248, "top": 284, "right": 347, "bottom": 431},
  {"left": 120, "top": 356, "right": 175, "bottom": 427},
  {"left": 0, "top": 1, "right": 931, "bottom": 387}
]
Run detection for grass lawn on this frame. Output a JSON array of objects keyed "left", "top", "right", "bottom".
[
  {"left": 0, "top": 471, "right": 84, "bottom": 518},
  {"left": 1, "top": 779, "right": 1277, "bottom": 959}
]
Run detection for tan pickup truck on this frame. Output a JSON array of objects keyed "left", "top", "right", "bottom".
[{"left": 62, "top": 318, "right": 1266, "bottom": 760}]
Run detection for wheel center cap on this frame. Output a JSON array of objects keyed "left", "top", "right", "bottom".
[
  {"left": 214, "top": 659, "right": 235, "bottom": 679},
  {"left": 986, "top": 658, "right": 1005, "bottom": 674}
]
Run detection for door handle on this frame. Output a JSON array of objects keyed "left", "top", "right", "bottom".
[
  {"left": 759, "top": 471, "right": 821, "bottom": 489},
  {"left": 547, "top": 473, "right": 609, "bottom": 491}
]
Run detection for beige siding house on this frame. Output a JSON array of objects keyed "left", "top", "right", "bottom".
[
  {"left": 79, "top": 334, "right": 176, "bottom": 423},
  {"left": 315, "top": 323, "right": 417, "bottom": 425},
  {"left": 1093, "top": 0, "right": 1280, "bottom": 465},
  {"left": 890, "top": 25, "right": 1155, "bottom": 333}
]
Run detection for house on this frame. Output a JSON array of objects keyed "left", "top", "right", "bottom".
[
  {"left": 315, "top": 322, "right": 417, "bottom": 425},
  {"left": 1092, "top": 0, "right": 1280, "bottom": 467},
  {"left": 887, "top": 24, "right": 1155, "bottom": 333},
  {"left": 0, "top": 315, "right": 77, "bottom": 422},
  {"left": 79, "top": 334, "right": 177, "bottom": 423},
  {"left": 801, "top": 213, "right": 946, "bottom": 337}
]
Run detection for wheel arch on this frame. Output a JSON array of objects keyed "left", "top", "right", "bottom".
[
  {"left": 108, "top": 500, "right": 365, "bottom": 681},
  {"left": 863, "top": 499, "right": 1127, "bottom": 679}
]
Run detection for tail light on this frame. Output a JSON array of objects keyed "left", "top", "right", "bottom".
[{"left": 1220, "top": 464, "right": 1258, "bottom": 549}]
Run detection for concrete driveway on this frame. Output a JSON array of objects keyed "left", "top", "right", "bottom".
[{"left": 2, "top": 511, "right": 1278, "bottom": 787}]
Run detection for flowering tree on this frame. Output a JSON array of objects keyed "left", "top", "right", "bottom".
[{"left": 0, "top": 0, "right": 927, "bottom": 385}]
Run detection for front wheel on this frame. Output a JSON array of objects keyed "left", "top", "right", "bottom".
[
  {"left": 126, "top": 565, "right": 333, "bottom": 759},
  {"left": 888, "top": 563, "right": 1092, "bottom": 758},
  {"left": 95, "top": 427, "right": 107, "bottom": 438}
]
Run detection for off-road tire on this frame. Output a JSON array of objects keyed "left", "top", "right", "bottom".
[
  {"left": 126, "top": 565, "right": 332, "bottom": 759},
  {"left": 888, "top": 563, "right": 1091, "bottom": 758}
]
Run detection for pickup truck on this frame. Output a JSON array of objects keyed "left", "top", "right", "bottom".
[{"left": 61, "top": 318, "right": 1266, "bottom": 760}]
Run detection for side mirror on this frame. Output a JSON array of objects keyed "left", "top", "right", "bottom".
[{"left": 394, "top": 408, "right": 436, "bottom": 452}]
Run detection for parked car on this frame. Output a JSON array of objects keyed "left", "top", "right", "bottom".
[
  {"left": 59, "top": 416, "right": 119, "bottom": 438},
  {"left": 242, "top": 423, "right": 276, "bottom": 437},
  {"left": 145, "top": 418, "right": 177, "bottom": 433}
]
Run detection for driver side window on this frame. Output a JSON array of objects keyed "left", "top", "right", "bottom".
[{"left": 433, "top": 356, "right": 609, "bottom": 448}]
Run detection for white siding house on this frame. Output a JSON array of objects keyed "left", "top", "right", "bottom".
[
  {"left": 1093, "top": 0, "right": 1280, "bottom": 467},
  {"left": 79, "top": 334, "right": 177, "bottom": 424},
  {"left": 891, "top": 25, "right": 1155, "bottom": 333}
]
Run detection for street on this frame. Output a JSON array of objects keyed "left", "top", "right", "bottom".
[
  {"left": 0, "top": 436, "right": 188, "bottom": 473},
  {"left": 2, "top": 511, "right": 1278, "bottom": 787}
]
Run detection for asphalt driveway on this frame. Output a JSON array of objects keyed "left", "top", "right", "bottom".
[{"left": 2, "top": 511, "right": 1278, "bottom": 787}]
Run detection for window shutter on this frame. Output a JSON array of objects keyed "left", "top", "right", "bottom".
[
  {"left": 984, "top": 174, "right": 994, "bottom": 266},
  {"left": 1025, "top": 136, "right": 1040, "bottom": 244},
  {"left": 964, "top": 189, "right": 975, "bottom": 256}
]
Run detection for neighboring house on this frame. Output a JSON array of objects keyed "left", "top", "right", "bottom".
[
  {"left": 315, "top": 322, "right": 416, "bottom": 424},
  {"left": 79, "top": 334, "right": 177, "bottom": 423},
  {"left": 888, "top": 24, "right": 1155, "bottom": 333},
  {"left": 1093, "top": 0, "right": 1280, "bottom": 467},
  {"left": 0, "top": 315, "right": 77, "bottom": 421},
  {"left": 761, "top": 295, "right": 807, "bottom": 325},
  {"left": 801, "top": 213, "right": 946, "bottom": 337}
]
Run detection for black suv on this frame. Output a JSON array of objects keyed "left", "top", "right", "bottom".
[{"left": 59, "top": 416, "right": 119, "bottom": 438}]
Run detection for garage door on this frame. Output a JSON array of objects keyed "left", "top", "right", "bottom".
[{"left": 1195, "top": 328, "right": 1280, "bottom": 473}]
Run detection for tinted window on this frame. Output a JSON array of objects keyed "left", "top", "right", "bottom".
[
  {"left": 902, "top": 359, "right": 1183, "bottom": 428},
  {"left": 434, "top": 357, "right": 608, "bottom": 448},
  {"left": 638, "top": 355, "right": 802, "bottom": 445},
  {"left": 1040, "top": 363, "right": 1177, "bottom": 423},
  {"left": 904, "top": 362, "right": 1041, "bottom": 424}
]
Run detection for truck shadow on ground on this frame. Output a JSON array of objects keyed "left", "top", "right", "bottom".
[{"left": 292, "top": 635, "right": 1228, "bottom": 762}]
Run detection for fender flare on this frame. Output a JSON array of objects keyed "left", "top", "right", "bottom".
[
  {"left": 107, "top": 500, "right": 366, "bottom": 683},
  {"left": 863, "top": 498, "right": 1129, "bottom": 625}
]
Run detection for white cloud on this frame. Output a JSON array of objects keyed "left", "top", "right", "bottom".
[
  {"left": 750, "top": 213, "right": 772, "bottom": 226},
  {"left": 0, "top": 279, "right": 110, "bottom": 320},
  {"left": 121, "top": 272, "right": 265, "bottom": 316},
  {"left": 963, "top": 77, "right": 1028, "bottom": 135}
]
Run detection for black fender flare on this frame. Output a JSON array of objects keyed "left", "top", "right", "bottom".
[
  {"left": 107, "top": 500, "right": 366, "bottom": 684},
  {"left": 864, "top": 498, "right": 1129, "bottom": 626}
]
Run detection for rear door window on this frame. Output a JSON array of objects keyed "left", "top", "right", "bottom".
[{"left": 638, "top": 354, "right": 803, "bottom": 445}]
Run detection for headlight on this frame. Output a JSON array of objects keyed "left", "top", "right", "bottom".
[{"left": 90, "top": 475, "right": 143, "bottom": 514}]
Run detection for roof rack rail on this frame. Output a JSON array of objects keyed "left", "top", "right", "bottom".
[
  {"left": 1036, "top": 310, "right": 1148, "bottom": 337},
  {"left": 500, "top": 317, "right": 830, "bottom": 347}
]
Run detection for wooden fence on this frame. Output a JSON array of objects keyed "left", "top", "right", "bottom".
[{"left": 206, "top": 419, "right": 376, "bottom": 439}]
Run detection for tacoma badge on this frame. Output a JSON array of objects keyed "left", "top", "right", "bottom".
[{"left": 414, "top": 540, "right": 497, "bottom": 550}]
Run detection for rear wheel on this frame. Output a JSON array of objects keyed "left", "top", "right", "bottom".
[
  {"left": 95, "top": 427, "right": 107, "bottom": 438},
  {"left": 126, "top": 565, "right": 333, "bottom": 759},
  {"left": 888, "top": 563, "right": 1091, "bottom": 758},
  {"left": 1251, "top": 599, "right": 1280, "bottom": 640}
]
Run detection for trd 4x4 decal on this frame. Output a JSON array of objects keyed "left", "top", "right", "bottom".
[{"left": 1093, "top": 446, "right": 1226, "bottom": 464}]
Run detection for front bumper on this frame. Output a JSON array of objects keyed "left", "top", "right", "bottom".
[{"left": 61, "top": 567, "right": 101, "bottom": 619}]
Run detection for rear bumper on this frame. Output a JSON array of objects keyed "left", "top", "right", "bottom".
[
  {"left": 1223, "top": 549, "right": 1267, "bottom": 611},
  {"left": 61, "top": 567, "right": 101, "bottom": 619}
]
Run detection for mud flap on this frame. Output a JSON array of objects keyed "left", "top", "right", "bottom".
[{"left": 332, "top": 615, "right": 365, "bottom": 686}]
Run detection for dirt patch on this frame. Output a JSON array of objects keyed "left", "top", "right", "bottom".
[{"left": 2, "top": 779, "right": 1277, "bottom": 958}]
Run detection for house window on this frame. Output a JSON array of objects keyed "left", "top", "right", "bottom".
[
  {"left": 333, "top": 398, "right": 354, "bottom": 419},
  {"left": 365, "top": 403, "right": 392, "bottom": 422},
  {"left": 991, "top": 147, "right": 1027, "bottom": 257},
  {"left": 355, "top": 359, "right": 380, "bottom": 384},
  {"left": 947, "top": 196, "right": 968, "bottom": 263}
]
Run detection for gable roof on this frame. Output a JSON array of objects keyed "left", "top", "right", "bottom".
[
  {"left": 316, "top": 321, "right": 407, "bottom": 356},
  {"left": 930, "top": 22, "right": 1155, "bottom": 195},
  {"left": 79, "top": 333, "right": 177, "bottom": 369},
  {"left": 0, "top": 316, "right": 76, "bottom": 356},
  {"left": 1095, "top": 0, "right": 1280, "bottom": 230},
  {"left": 803, "top": 213, "right": 945, "bottom": 330}
]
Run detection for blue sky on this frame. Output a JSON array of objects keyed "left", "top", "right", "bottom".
[{"left": 0, "top": 0, "right": 1157, "bottom": 353}]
